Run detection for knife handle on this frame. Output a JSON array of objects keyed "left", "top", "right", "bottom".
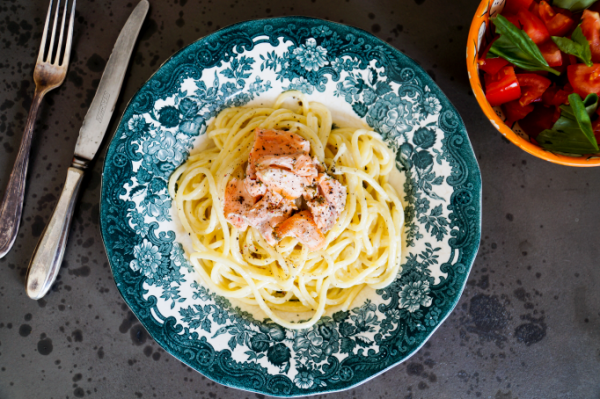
[{"left": 26, "top": 165, "right": 84, "bottom": 300}]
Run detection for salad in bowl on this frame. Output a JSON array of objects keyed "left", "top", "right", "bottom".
[{"left": 468, "top": 0, "right": 600, "bottom": 164}]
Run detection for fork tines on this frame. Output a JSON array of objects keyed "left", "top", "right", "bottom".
[{"left": 39, "top": 0, "right": 76, "bottom": 66}]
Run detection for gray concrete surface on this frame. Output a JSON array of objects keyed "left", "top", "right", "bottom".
[{"left": 0, "top": 0, "right": 599, "bottom": 398}]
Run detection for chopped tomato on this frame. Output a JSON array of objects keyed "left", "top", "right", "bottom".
[
  {"left": 485, "top": 66, "right": 522, "bottom": 106},
  {"left": 518, "top": 9, "right": 550, "bottom": 44},
  {"left": 502, "top": 100, "right": 535, "bottom": 123},
  {"left": 581, "top": 10, "right": 600, "bottom": 63},
  {"left": 552, "top": 64, "right": 567, "bottom": 75},
  {"left": 527, "top": 69, "right": 551, "bottom": 76},
  {"left": 538, "top": 40, "right": 563, "bottom": 67},
  {"left": 542, "top": 85, "right": 572, "bottom": 106},
  {"left": 518, "top": 104, "right": 560, "bottom": 137},
  {"left": 503, "top": 0, "right": 534, "bottom": 15},
  {"left": 503, "top": 13, "right": 523, "bottom": 29},
  {"left": 537, "top": 1, "right": 575, "bottom": 36},
  {"left": 561, "top": 52, "right": 573, "bottom": 68},
  {"left": 568, "top": 54, "right": 579, "bottom": 67},
  {"left": 516, "top": 74, "right": 552, "bottom": 106},
  {"left": 479, "top": 39, "right": 510, "bottom": 75},
  {"left": 565, "top": 82, "right": 574, "bottom": 93},
  {"left": 529, "top": 1, "right": 539, "bottom": 16},
  {"left": 560, "top": 53, "right": 573, "bottom": 73},
  {"left": 567, "top": 64, "right": 600, "bottom": 98},
  {"left": 479, "top": 57, "right": 510, "bottom": 74}
]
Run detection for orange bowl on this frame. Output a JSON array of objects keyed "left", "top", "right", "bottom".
[{"left": 467, "top": 0, "right": 600, "bottom": 166}]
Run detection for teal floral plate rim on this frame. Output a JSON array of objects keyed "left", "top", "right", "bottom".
[{"left": 100, "top": 16, "right": 481, "bottom": 397}]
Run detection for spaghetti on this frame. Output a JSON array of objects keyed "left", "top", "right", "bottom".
[{"left": 168, "top": 91, "right": 404, "bottom": 329}]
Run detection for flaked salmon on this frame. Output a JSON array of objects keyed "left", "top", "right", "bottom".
[
  {"left": 245, "top": 191, "right": 289, "bottom": 224},
  {"left": 274, "top": 211, "right": 326, "bottom": 251},
  {"left": 255, "top": 212, "right": 293, "bottom": 246},
  {"left": 224, "top": 128, "right": 346, "bottom": 249},
  {"left": 243, "top": 176, "right": 267, "bottom": 197},
  {"left": 255, "top": 153, "right": 319, "bottom": 178},
  {"left": 303, "top": 174, "right": 346, "bottom": 232},
  {"left": 246, "top": 128, "right": 310, "bottom": 179},
  {"left": 223, "top": 178, "right": 258, "bottom": 230},
  {"left": 256, "top": 167, "right": 309, "bottom": 200},
  {"left": 245, "top": 191, "right": 296, "bottom": 245},
  {"left": 316, "top": 173, "right": 346, "bottom": 216},
  {"left": 306, "top": 195, "right": 337, "bottom": 232}
]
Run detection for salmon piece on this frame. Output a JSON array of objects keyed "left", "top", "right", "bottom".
[
  {"left": 246, "top": 191, "right": 295, "bottom": 245},
  {"left": 245, "top": 191, "right": 286, "bottom": 225},
  {"left": 243, "top": 176, "right": 267, "bottom": 197},
  {"left": 255, "top": 212, "right": 292, "bottom": 246},
  {"left": 256, "top": 153, "right": 319, "bottom": 178},
  {"left": 306, "top": 195, "right": 337, "bottom": 232},
  {"left": 302, "top": 174, "right": 346, "bottom": 232},
  {"left": 316, "top": 173, "right": 346, "bottom": 216},
  {"left": 247, "top": 128, "right": 310, "bottom": 179},
  {"left": 223, "top": 178, "right": 258, "bottom": 230},
  {"left": 256, "top": 167, "right": 309, "bottom": 200},
  {"left": 227, "top": 128, "right": 344, "bottom": 248},
  {"left": 274, "top": 211, "right": 326, "bottom": 251}
]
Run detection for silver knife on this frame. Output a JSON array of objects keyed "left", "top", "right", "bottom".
[{"left": 26, "top": 0, "right": 149, "bottom": 300}]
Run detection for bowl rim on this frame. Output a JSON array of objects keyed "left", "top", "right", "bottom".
[{"left": 466, "top": 0, "right": 600, "bottom": 167}]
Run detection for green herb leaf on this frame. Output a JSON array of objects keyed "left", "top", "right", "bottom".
[
  {"left": 552, "top": 26, "right": 593, "bottom": 67},
  {"left": 537, "top": 93, "right": 600, "bottom": 155},
  {"left": 552, "top": 0, "right": 598, "bottom": 12},
  {"left": 488, "top": 15, "right": 560, "bottom": 76},
  {"left": 558, "top": 92, "right": 598, "bottom": 120}
]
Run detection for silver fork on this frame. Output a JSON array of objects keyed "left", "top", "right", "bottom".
[{"left": 0, "top": 0, "right": 76, "bottom": 259}]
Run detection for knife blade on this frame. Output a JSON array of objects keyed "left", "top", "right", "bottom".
[
  {"left": 25, "top": 0, "right": 149, "bottom": 300},
  {"left": 74, "top": 0, "right": 149, "bottom": 162}
]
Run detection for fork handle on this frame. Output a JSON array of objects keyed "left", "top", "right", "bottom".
[
  {"left": 0, "top": 89, "right": 46, "bottom": 258},
  {"left": 26, "top": 165, "right": 84, "bottom": 299}
]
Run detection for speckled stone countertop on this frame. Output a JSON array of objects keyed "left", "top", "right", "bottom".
[{"left": 0, "top": 0, "right": 598, "bottom": 398}]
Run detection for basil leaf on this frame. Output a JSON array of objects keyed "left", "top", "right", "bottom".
[
  {"left": 558, "top": 92, "right": 598, "bottom": 119},
  {"left": 488, "top": 15, "right": 560, "bottom": 76},
  {"left": 537, "top": 94, "right": 600, "bottom": 155},
  {"left": 552, "top": 26, "right": 593, "bottom": 67},
  {"left": 552, "top": 0, "right": 598, "bottom": 12}
]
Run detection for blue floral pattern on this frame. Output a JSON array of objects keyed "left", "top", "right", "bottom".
[
  {"left": 100, "top": 17, "right": 481, "bottom": 397},
  {"left": 293, "top": 38, "right": 329, "bottom": 71},
  {"left": 130, "top": 239, "right": 162, "bottom": 278}
]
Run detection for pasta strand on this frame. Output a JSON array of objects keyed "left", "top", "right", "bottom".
[{"left": 169, "top": 91, "right": 404, "bottom": 330}]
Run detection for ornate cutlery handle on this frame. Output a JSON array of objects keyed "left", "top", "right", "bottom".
[
  {"left": 26, "top": 165, "right": 84, "bottom": 299},
  {"left": 0, "top": 90, "right": 45, "bottom": 258}
]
